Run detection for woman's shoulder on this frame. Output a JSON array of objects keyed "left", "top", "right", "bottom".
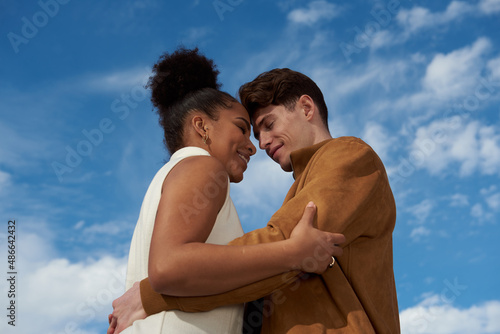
[{"left": 164, "top": 153, "right": 228, "bottom": 189}]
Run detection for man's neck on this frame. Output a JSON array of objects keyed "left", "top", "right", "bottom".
[{"left": 311, "top": 128, "right": 332, "bottom": 146}]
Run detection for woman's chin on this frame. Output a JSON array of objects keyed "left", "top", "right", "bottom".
[{"left": 229, "top": 174, "right": 244, "bottom": 183}]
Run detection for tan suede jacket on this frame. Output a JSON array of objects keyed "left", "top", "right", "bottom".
[{"left": 140, "top": 137, "right": 400, "bottom": 333}]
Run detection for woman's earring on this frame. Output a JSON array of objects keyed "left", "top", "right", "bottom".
[{"left": 202, "top": 132, "right": 209, "bottom": 144}]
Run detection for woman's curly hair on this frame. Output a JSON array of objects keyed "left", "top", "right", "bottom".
[{"left": 146, "top": 47, "right": 237, "bottom": 154}]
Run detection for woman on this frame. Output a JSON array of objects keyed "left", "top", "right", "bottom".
[{"left": 116, "top": 48, "right": 341, "bottom": 333}]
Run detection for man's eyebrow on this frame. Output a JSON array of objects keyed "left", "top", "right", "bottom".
[
  {"left": 257, "top": 114, "right": 272, "bottom": 128},
  {"left": 253, "top": 114, "right": 269, "bottom": 140},
  {"left": 236, "top": 117, "right": 251, "bottom": 131},
  {"left": 253, "top": 128, "right": 260, "bottom": 141}
]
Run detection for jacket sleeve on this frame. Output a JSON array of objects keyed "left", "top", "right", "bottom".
[{"left": 141, "top": 138, "right": 394, "bottom": 314}]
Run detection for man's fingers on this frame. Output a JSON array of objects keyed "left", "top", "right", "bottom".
[
  {"left": 300, "top": 201, "right": 317, "bottom": 226},
  {"left": 107, "top": 316, "right": 117, "bottom": 334},
  {"left": 116, "top": 322, "right": 128, "bottom": 334},
  {"left": 333, "top": 233, "right": 346, "bottom": 245},
  {"left": 332, "top": 245, "right": 343, "bottom": 257}
]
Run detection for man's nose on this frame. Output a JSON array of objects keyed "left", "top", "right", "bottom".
[{"left": 259, "top": 132, "right": 271, "bottom": 150}]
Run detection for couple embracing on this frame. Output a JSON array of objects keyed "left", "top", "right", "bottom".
[{"left": 108, "top": 47, "right": 400, "bottom": 334}]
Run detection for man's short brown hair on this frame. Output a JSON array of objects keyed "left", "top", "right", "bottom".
[{"left": 238, "top": 68, "right": 329, "bottom": 130}]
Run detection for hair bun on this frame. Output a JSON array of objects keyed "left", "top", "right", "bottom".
[{"left": 147, "top": 47, "right": 221, "bottom": 110}]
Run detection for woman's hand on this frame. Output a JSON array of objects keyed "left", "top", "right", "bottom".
[{"left": 289, "top": 202, "right": 346, "bottom": 274}]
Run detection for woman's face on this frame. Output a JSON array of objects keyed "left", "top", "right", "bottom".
[{"left": 207, "top": 103, "right": 256, "bottom": 183}]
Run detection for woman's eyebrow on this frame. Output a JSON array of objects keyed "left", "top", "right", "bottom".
[{"left": 236, "top": 117, "right": 251, "bottom": 131}]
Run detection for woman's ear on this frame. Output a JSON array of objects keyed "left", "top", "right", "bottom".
[{"left": 191, "top": 114, "right": 208, "bottom": 138}]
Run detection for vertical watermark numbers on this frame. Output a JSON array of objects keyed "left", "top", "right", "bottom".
[{"left": 6, "top": 219, "right": 17, "bottom": 327}]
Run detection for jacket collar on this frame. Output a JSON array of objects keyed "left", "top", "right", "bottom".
[{"left": 290, "top": 139, "right": 333, "bottom": 179}]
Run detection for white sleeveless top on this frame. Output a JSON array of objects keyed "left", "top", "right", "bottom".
[{"left": 123, "top": 147, "right": 245, "bottom": 333}]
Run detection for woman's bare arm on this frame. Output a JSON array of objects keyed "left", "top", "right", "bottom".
[{"left": 148, "top": 155, "right": 341, "bottom": 296}]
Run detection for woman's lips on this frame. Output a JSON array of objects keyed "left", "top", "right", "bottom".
[{"left": 238, "top": 153, "right": 249, "bottom": 164}]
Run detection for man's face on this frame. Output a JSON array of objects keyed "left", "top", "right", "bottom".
[{"left": 252, "top": 102, "right": 313, "bottom": 172}]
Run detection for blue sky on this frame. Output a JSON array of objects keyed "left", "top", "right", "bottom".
[{"left": 1, "top": 0, "right": 500, "bottom": 333}]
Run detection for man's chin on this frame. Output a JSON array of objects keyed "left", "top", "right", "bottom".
[
  {"left": 279, "top": 161, "right": 293, "bottom": 172},
  {"left": 269, "top": 155, "right": 292, "bottom": 172}
]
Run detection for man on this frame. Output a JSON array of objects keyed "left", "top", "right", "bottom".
[{"left": 109, "top": 68, "right": 400, "bottom": 333}]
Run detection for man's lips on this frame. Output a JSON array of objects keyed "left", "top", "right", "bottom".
[{"left": 268, "top": 144, "right": 283, "bottom": 160}]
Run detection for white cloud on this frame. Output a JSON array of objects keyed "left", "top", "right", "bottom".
[
  {"left": 480, "top": 185, "right": 500, "bottom": 212},
  {"left": 407, "top": 199, "right": 434, "bottom": 223},
  {"left": 369, "top": 30, "right": 396, "bottom": 50},
  {"left": 487, "top": 56, "right": 500, "bottom": 80},
  {"left": 442, "top": 1, "right": 474, "bottom": 21},
  {"left": 410, "top": 226, "right": 431, "bottom": 242},
  {"left": 471, "top": 203, "right": 485, "bottom": 218},
  {"left": 478, "top": 126, "right": 500, "bottom": 174},
  {"left": 328, "top": 115, "right": 351, "bottom": 138},
  {"left": 0, "top": 120, "right": 52, "bottom": 170},
  {"left": 480, "top": 185, "right": 498, "bottom": 195},
  {"left": 479, "top": 0, "right": 500, "bottom": 14},
  {"left": 422, "top": 38, "right": 491, "bottom": 101},
  {"left": 0, "top": 170, "right": 11, "bottom": 195},
  {"left": 231, "top": 45, "right": 302, "bottom": 88},
  {"left": 449, "top": 193, "right": 469, "bottom": 207},
  {"left": 480, "top": 185, "right": 497, "bottom": 195},
  {"left": 0, "top": 169, "right": 10, "bottom": 183},
  {"left": 470, "top": 200, "right": 494, "bottom": 223},
  {"left": 388, "top": 40, "right": 499, "bottom": 126},
  {"left": 0, "top": 225, "right": 127, "bottom": 334},
  {"left": 75, "top": 220, "right": 86, "bottom": 229},
  {"left": 318, "top": 65, "right": 379, "bottom": 96},
  {"left": 397, "top": 6, "right": 431, "bottom": 33},
  {"left": 411, "top": 118, "right": 500, "bottom": 177},
  {"left": 309, "top": 30, "right": 335, "bottom": 49},
  {"left": 485, "top": 193, "right": 500, "bottom": 211},
  {"left": 231, "top": 150, "right": 293, "bottom": 213},
  {"left": 371, "top": 2, "right": 495, "bottom": 50},
  {"left": 83, "top": 221, "right": 130, "bottom": 236},
  {"left": 81, "top": 67, "right": 152, "bottom": 93},
  {"left": 311, "top": 56, "right": 411, "bottom": 108},
  {"left": 182, "top": 26, "right": 213, "bottom": 45},
  {"left": 231, "top": 150, "right": 294, "bottom": 228},
  {"left": 397, "top": 1, "right": 475, "bottom": 35},
  {"left": 287, "top": 1, "right": 340, "bottom": 25},
  {"left": 362, "top": 121, "right": 396, "bottom": 163},
  {"left": 14, "top": 256, "right": 127, "bottom": 334},
  {"left": 400, "top": 295, "right": 500, "bottom": 333}
]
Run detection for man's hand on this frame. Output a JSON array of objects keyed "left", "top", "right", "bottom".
[
  {"left": 107, "top": 281, "right": 147, "bottom": 334},
  {"left": 289, "top": 202, "right": 345, "bottom": 273}
]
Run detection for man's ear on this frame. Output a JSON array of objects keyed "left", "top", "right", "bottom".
[{"left": 298, "top": 95, "right": 315, "bottom": 121}]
